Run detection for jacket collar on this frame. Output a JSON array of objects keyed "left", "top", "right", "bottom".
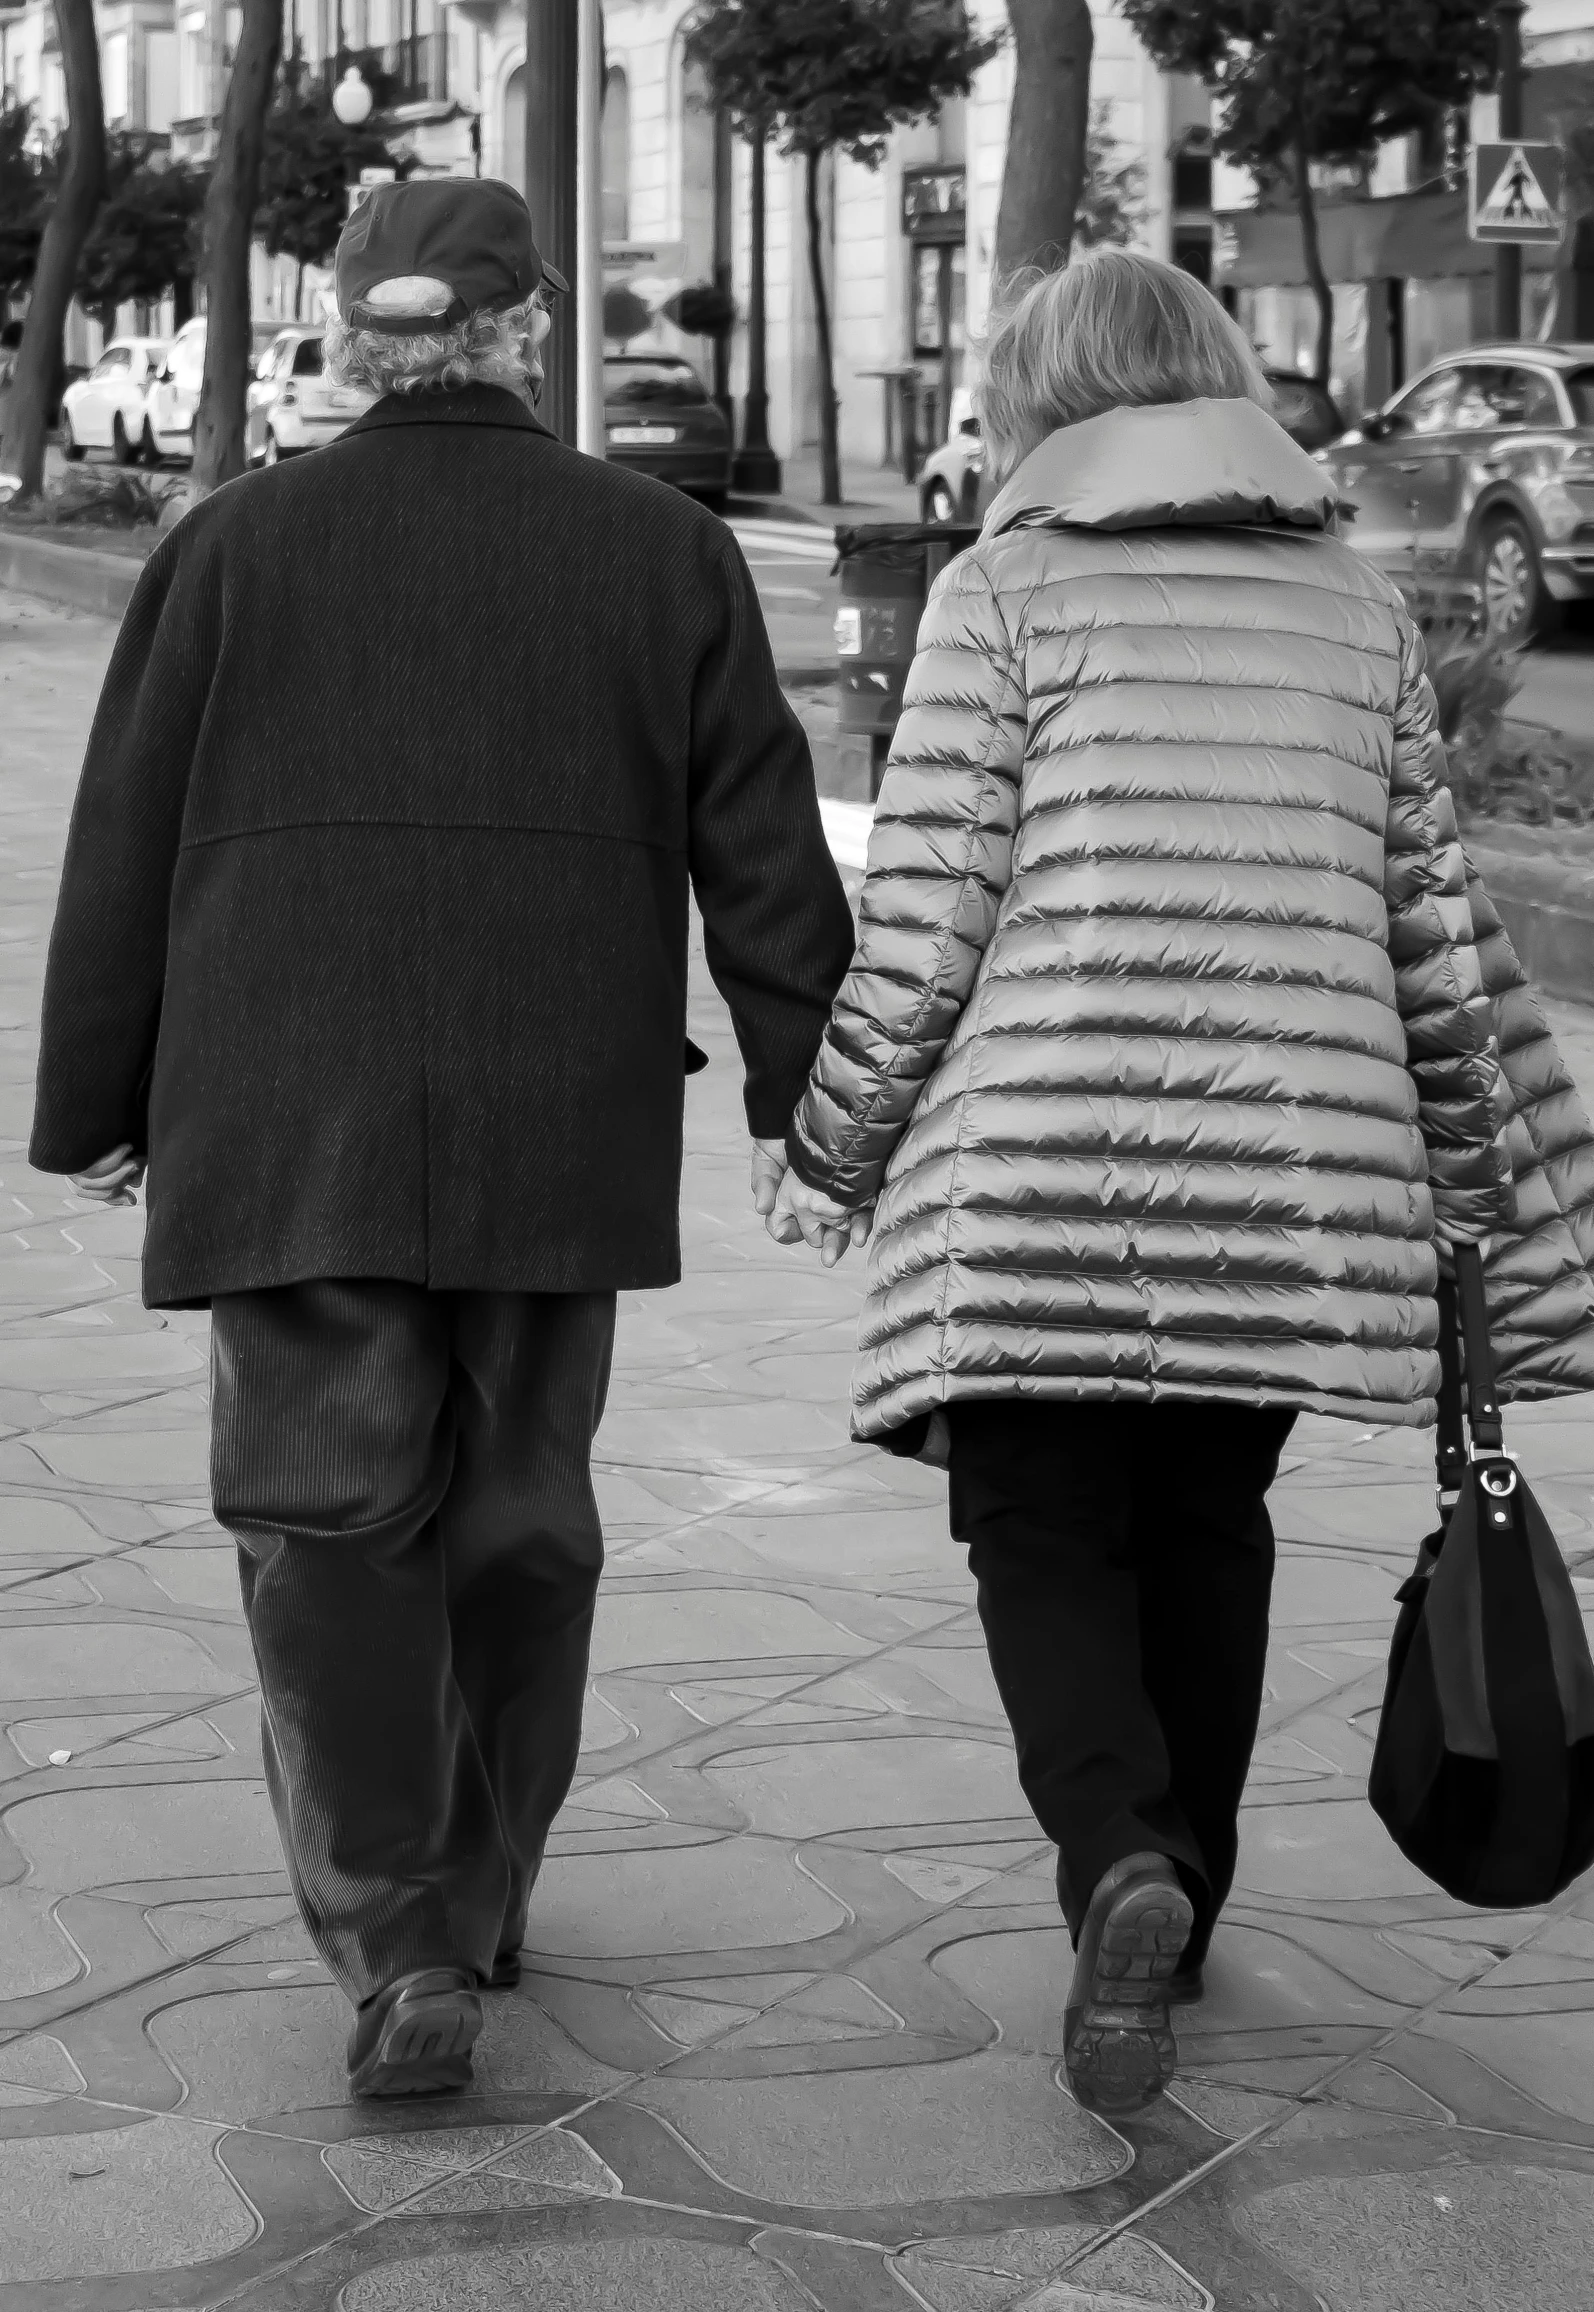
[
  {"left": 982, "top": 398, "right": 1337, "bottom": 539},
  {"left": 342, "top": 382, "right": 557, "bottom": 441}
]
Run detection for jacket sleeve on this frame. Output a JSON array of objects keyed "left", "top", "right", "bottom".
[
  {"left": 29, "top": 524, "right": 217, "bottom": 1174},
  {"left": 687, "top": 533, "right": 857, "bottom": 1139},
  {"left": 786, "top": 554, "right": 1026, "bottom": 1207},
  {"left": 1383, "top": 612, "right": 1513, "bottom": 1234}
]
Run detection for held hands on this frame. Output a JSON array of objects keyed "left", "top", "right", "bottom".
[
  {"left": 69, "top": 1143, "right": 145, "bottom": 1208},
  {"left": 750, "top": 1138, "right": 872, "bottom": 1268}
]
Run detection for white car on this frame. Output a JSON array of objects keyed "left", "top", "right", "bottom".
[
  {"left": 60, "top": 338, "right": 169, "bottom": 465},
  {"left": 247, "top": 328, "right": 372, "bottom": 465},
  {"left": 141, "top": 318, "right": 207, "bottom": 463}
]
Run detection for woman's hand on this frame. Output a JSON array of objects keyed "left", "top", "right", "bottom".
[
  {"left": 767, "top": 1169, "right": 873, "bottom": 1268},
  {"left": 69, "top": 1144, "right": 145, "bottom": 1208}
]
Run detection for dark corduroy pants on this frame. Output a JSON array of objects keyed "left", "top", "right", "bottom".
[
  {"left": 948, "top": 1399, "right": 1296, "bottom": 1959},
  {"left": 210, "top": 1279, "right": 615, "bottom": 2005}
]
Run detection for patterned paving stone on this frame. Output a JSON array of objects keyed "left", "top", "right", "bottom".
[
  {"left": 0, "top": 2115, "right": 255, "bottom": 2282},
  {"left": 340, "top": 2239, "right": 818, "bottom": 2312}
]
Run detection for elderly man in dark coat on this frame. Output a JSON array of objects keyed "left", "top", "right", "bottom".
[{"left": 29, "top": 179, "right": 856, "bottom": 2098}]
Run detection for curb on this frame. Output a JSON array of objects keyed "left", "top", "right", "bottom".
[
  {"left": 1468, "top": 840, "right": 1594, "bottom": 1007},
  {"left": 0, "top": 531, "right": 144, "bottom": 619}
]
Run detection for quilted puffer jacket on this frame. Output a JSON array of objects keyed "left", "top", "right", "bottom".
[{"left": 788, "top": 397, "right": 1524, "bottom": 1444}]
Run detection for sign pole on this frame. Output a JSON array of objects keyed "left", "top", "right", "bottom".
[
  {"left": 1494, "top": 0, "right": 1527, "bottom": 340},
  {"left": 575, "top": 0, "right": 604, "bottom": 457},
  {"left": 525, "top": 0, "right": 578, "bottom": 444}
]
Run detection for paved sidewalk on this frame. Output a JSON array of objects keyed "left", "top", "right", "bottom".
[{"left": 4, "top": 587, "right": 1594, "bottom": 2310}]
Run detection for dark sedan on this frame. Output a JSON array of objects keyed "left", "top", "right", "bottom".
[{"left": 604, "top": 356, "right": 731, "bottom": 511}]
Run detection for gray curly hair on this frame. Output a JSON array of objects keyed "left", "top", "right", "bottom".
[{"left": 323, "top": 295, "right": 545, "bottom": 398}]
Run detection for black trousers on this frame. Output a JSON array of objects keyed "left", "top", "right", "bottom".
[
  {"left": 948, "top": 1398, "right": 1296, "bottom": 1956},
  {"left": 210, "top": 1279, "right": 616, "bottom": 2005}
]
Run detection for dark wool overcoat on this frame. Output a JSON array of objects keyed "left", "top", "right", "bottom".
[{"left": 30, "top": 384, "right": 856, "bottom": 1306}]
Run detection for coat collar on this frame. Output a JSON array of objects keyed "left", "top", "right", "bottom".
[
  {"left": 982, "top": 398, "right": 1337, "bottom": 539},
  {"left": 343, "top": 382, "right": 557, "bottom": 441}
]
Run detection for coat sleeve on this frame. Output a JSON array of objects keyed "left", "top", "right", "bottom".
[
  {"left": 29, "top": 524, "right": 217, "bottom": 1174},
  {"left": 786, "top": 554, "right": 1026, "bottom": 1207},
  {"left": 687, "top": 532, "right": 857, "bottom": 1139},
  {"left": 1383, "top": 612, "right": 1513, "bottom": 1235}
]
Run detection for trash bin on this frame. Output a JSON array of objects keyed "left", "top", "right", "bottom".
[{"left": 833, "top": 522, "right": 980, "bottom": 798}]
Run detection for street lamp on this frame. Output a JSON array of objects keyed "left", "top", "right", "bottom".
[{"left": 333, "top": 65, "right": 373, "bottom": 127}]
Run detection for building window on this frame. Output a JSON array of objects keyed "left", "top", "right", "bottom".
[
  {"left": 1173, "top": 229, "right": 1212, "bottom": 286},
  {"left": 912, "top": 242, "right": 965, "bottom": 358},
  {"left": 602, "top": 65, "right": 629, "bottom": 243},
  {"left": 1172, "top": 145, "right": 1212, "bottom": 213}
]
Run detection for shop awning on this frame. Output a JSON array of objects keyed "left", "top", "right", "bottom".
[{"left": 1213, "top": 189, "right": 1559, "bottom": 288}]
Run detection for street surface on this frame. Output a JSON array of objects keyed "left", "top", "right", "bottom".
[{"left": 3, "top": 581, "right": 1594, "bottom": 2309}]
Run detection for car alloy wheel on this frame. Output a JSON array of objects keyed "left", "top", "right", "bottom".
[
  {"left": 925, "top": 479, "right": 956, "bottom": 524},
  {"left": 112, "top": 412, "right": 136, "bottom": 466},
  {"left": 1479, "top": 516, "right": 1551, "bottom": 646},
  {"left": 61, "top": 412, "right": 84, "bottom": 462}
]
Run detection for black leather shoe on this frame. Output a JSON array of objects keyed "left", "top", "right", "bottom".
[
  {"left": 487, "top": 1947, "right": 522, "bottom": 1989},
  {"left": 347, "top": 1967, "right": 482, "bottom": 2099},
  {"left": 1063, "top": 1853, "right": 1193, "bottom": 2118}
]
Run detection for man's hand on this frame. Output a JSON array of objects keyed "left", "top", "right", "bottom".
[
  {"left": 751, "top": 1138, "right": 788, "bottom": 1219},
  {"left": 69, "top": 1143, "right": 145, "bottom": 1209},
  {"left": 768, "top": 1167, "right": 872, "bottom": 1268}
]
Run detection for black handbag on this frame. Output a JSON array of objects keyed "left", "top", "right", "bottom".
[{"left": 1369, "top": 1244, "right": 1594, "bottom": 1907}]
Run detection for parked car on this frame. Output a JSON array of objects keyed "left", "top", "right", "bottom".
[
  {"left": 917, "top": 368, "right": 1346, "bottom": 526},
  {"left": 1316, "top": 341, "right": 1594, "bottom": 646},
  {"left": 246, "top": 327, "right": 372, "bottom": 465},
  {"left": 141, "top": 320, "right": 286, "bottom": 464},
  {"left": 603, "top": 355, "right": 731, "bottom": 510},
  {"left": 60, "top": 338, "right": 169, "bottom": 464}
]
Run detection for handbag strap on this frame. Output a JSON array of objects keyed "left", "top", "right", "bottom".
[
  {"left": 1452, "top": 1241, "right": 1505, "bottom": 1455},
  {"left": 1434, "top": 1270, "right": 1467, "bottom": 1496}
]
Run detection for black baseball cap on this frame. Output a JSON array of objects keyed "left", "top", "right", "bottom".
[{"left": 335, "top": 177, "right": 569, "bottom": 335}]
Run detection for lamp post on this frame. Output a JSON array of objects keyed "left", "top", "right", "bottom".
[
  {"left": 525, "top": 0, "right": 578, "bottom": 443},
  {"left": 1494, "top": 0, "right": 1527, "bottom": 340},
  {"left": 732, "top": 131, "right": 780, "bottom": 494}
]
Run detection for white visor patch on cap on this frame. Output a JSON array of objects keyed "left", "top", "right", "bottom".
[{"left": 359, "top": 274, "right": 455, "bottom": 317}]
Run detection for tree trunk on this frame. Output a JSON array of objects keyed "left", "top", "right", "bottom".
[
  {"left": 192, "top": 0, "right": 284, "bottom": 491},
  {"left": 994, "top": 0, "right": 1092, "bottom": 285},
  {"left": 0, "top": 0, "right": 104, "bottom": 501},
  {"left": 804, "top": 147, "right": 840, "bottom": 507},
  {"left": 173, "top": 272, "right": 195, "bottom": 328},
  {"left": 1293, "top": 129, "right": 1334, "bottom": 387}
]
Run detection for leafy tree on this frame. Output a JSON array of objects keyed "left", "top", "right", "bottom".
[
  {"left": 193, "top": 0, "right": 283, "bottom": 490},
  {"left": 76, "top": 140, "right": 208, "bottom": 333},
  {"left": 258, "top": 53, "right": 407, "bottom": 309},
  {"left": 686, "top": 0, "right": 1000, "bottom": 505},
  {"left": 0, "top": 103, "right": 57, "bottom": 301},
  {"left": 1121, "top": 0, "right": 1498, "bottom": 385},
  {"left": 995, "top": 0, "right": 1093, "bottom": 279},
  {"left": 1, "top": 0, "right": 104, "bottom": 503},
  {"left": 1075, "top": 99, "right": 1146, "bottom": 250}
]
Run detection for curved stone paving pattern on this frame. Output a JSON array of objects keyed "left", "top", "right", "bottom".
[{"left": 3, "top": 588, "right": 1594, "bottom": 2308}]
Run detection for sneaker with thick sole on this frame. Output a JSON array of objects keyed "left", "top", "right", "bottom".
[
  {"left": 1062, "top": 1852, "right": 1194, "bottom": 2117},
  {"left": 347, "top": 1967, "right": 482, "bottom": 2099}
]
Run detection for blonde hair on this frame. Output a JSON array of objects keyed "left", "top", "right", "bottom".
[
  {"left": 975, "top": 247, "right": 1274, "bottom": 483},
  {"left": 323, "top": 295, "right": 545, "bottom": 399}
]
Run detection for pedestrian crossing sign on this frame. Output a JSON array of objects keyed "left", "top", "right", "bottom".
[{"left": 1469, "top": 141, "right": 1565, "bottom": 247}]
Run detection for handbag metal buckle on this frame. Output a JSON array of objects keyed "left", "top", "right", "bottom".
[{"left": 1478, "top": 1460, "right": 1518, "bottom": 1499}]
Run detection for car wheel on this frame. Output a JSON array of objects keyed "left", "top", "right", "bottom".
[
  {"left": 61, "top": 411, "right": 85, "bottom": 462},
  {"left": 112, "top": 412, "right": 136, "bottom": 466},
  {"left": 263, "top": 430, "right": 281, "bottom": 467},
  {"left": 924, "top": 479, "right": 956, "bottom": 524},
  {"left": 1478, "top": 512, "right": 1556, "bottom": 647},
  {"left": 140, "top": 421, "right": 161, "bottom": 468},
  {"left": 695, "top": 486, "right": 727, "bottom": 516}
]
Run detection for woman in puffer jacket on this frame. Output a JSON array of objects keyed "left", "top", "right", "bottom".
[{"left": 773, "top": 249, "right": 1516, "bottom": 2120}]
